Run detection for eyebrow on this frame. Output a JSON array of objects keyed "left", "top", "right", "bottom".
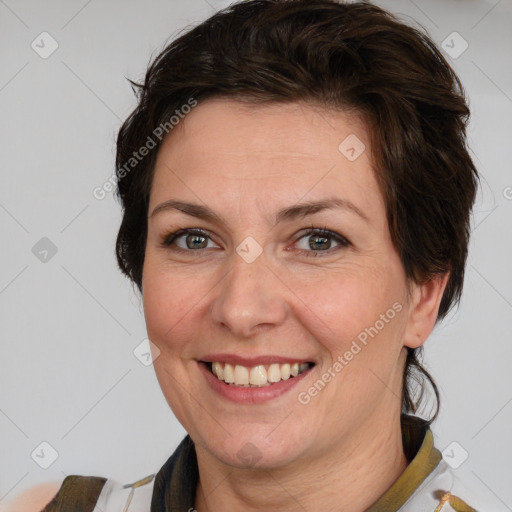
[{"left": 149, "top": 197, "right": 369, "bottom": 225}]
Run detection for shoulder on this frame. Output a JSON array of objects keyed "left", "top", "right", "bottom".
[
  {"left": 94, "top": 473, "right": 156, "bottom": 511},
  {"left": 0, "top": 471, "right": 158, "bottom": 512},
  {"left": 402, "top": 459, "right": 499, "bottom": 512},
  {"left": 1, "top": 475, "right": 108, "bottom": 512},
  {"left": 0, "top": 481, "right": 63, "bottom": 512}
]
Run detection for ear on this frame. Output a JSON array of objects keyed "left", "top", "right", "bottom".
[{"left": 403, "top": 272, "right": 450, "bottom": 349}]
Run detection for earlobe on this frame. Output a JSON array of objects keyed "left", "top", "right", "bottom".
[{"left": 403, "top": 272, "right": 450, "bottom": 349}]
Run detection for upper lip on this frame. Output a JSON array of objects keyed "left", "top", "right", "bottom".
[{"left": 199, "top": 353, "right": 315, "bottom": 367}]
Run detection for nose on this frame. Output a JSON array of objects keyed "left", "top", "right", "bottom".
[{"left": 211, "top": 249, "right": 288, "bottom": 339}]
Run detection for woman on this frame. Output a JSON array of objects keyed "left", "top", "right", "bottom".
[{"left": 20, "top": 0, "right": 484, "bottom": 510}]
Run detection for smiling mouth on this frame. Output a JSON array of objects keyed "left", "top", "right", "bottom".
[{"left": 202, "top": 361, "right": 315, "bottom": 387}]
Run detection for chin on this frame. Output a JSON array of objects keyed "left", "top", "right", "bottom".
[{"left": 196, "top": 423, "right": 312, "bottom": 470}]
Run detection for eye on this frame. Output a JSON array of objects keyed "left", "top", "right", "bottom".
[
  {"left": 161, "top": 228, "right": 219, "bottom": 252},
  {"left": 160, "top": 226, "right": 351, "bottom": 256},
  {"left": 292, "top": 227, "right": 350, "bottom": 256}
]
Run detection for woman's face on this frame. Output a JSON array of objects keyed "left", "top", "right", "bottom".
[{"left": 143, "top": 99, "right": 414, "bottom": 468}]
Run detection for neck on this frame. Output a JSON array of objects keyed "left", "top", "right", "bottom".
[{"left": 193, "top": 411, "right": 408, "bottom": 512}]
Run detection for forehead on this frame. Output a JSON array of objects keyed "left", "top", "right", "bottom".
[{"left": 149, "top": 99, "right": 385, "bottom": 223}]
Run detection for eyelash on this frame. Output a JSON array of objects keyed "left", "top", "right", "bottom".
[{"left": 160, "top": 226, "right": 351, "bottom": 257}]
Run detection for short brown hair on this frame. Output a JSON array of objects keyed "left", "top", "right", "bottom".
[{"left": 115, "top": 0, "right": 479, "bottom": 422}]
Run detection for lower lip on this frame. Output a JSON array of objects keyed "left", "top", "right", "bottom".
[{"left": 198, "top": 362, "right": 313, "bottom": 404}]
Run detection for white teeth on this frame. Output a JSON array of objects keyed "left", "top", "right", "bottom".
[
  {"left": 212, "top": 362, "right": 223, "bottom": 379},
  {"left": 267, "top": 363, "right": 281, "bottom": 383},
  {"left": 209, "top": 361, "right": 312, "bottom": 387},
  {"left": 223, "top": 363, "right": 235, "bottom": 383},
  {"left": 249, "top": 365, "right": 268, "bottom": 386},
  {"left": 280, "top": 363, "right": 291, "bottom": 380},
  {"left": 234, "top": 365, "right": 249, "bottom": 386}
]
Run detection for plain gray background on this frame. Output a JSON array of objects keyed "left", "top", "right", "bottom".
[{"left": 1, "top": 0, "right": 511, "bottom": 509}]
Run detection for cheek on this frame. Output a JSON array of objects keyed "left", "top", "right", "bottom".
[
  {"left": 142, "top": 238, "right": 408, "bottom": 351},
  {"left": 142, "top": 263, "right": 203, "bottom": 355},
  {"left": 298, "top": 266, "right": 403, "bottom": 340},
  {"left": 296, "top": 269, "right": 409, "bottom": 402}
]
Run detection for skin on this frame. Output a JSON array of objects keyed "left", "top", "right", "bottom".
[{"left": 142, "top": 98, "right": 448, "bottom": 512}]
